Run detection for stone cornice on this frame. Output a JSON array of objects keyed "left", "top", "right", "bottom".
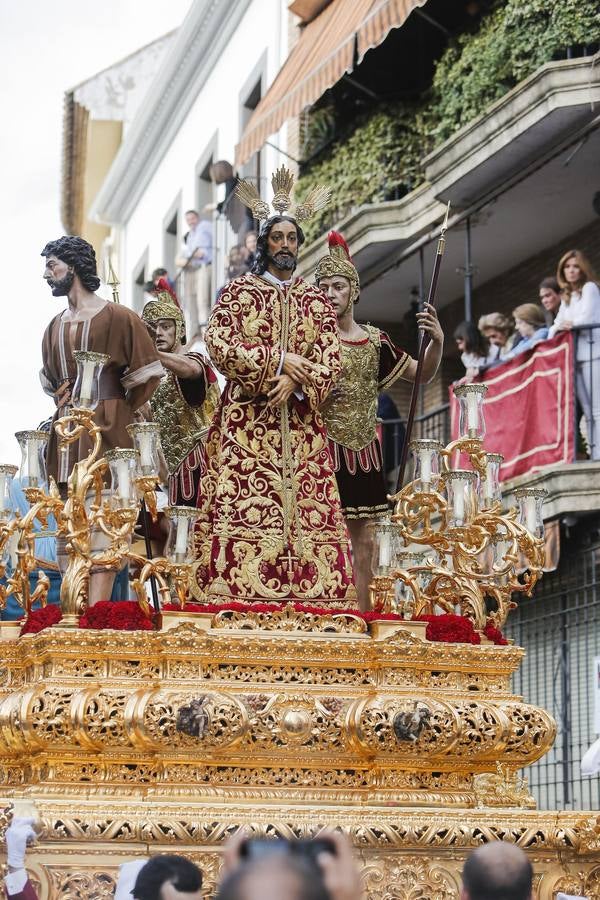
[{"left": 91, "top": 0, "right": 252, "bottom": 225}]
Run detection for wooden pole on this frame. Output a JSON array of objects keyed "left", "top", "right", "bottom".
[{"left": 395, "top": 203, "right": 450, "bottom": 494}]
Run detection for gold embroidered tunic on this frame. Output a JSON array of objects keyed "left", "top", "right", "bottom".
[
  {"left": 150, "top": 352, "right": 220, "bottom": 505},
  {"left": 192, "top": 273, "right": 356, "bottom": 606},
  {"left": 321, "top": 326, "right": 409, "bottom": 519}
]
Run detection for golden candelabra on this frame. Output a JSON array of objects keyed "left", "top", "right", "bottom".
[
  {"left": 370, "top": 383, "right": 546, "bottom": 630},
  {"left": 0, "top": 352, "right": 199, "bottom": 626}
]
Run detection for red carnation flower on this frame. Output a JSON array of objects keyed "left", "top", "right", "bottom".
[
  {"left": 20, "top": 604, "right": 63, "bottom": 636},
  {"left": 483, "top": 619, "right": 509, "bottom": 645}
]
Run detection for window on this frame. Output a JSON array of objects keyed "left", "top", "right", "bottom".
[
  {"left": 163, "top": 194, "right": 181, "bottom": 277},
  {"left": 132, "top": 248, "right": 149, "bottom": 313}
]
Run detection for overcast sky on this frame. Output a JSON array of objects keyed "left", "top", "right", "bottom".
[{"left": 0, "top": 0, "right": 191, "bottom": 463}]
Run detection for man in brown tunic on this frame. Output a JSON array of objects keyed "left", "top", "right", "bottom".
[{"left": 40, "top": 236, "right": 163, "bottom": 604}]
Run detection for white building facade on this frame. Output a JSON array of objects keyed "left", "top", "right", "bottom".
[{"left": 92, "top": 0, "right": 292, "bottom": 334}]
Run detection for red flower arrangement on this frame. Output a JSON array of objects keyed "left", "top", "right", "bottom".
[
  {"left": 20, "top": 603, "right": 62, "bottom": 635},
  {"left": 18, "top": 601, "right": 508, "bottom": 645},
  {"left": 20, "top": 601, "right": 153, "bottom": 635},
  {"left": 161, "top": 600, "right": 404, "bottom": 621},
  {"left": 79, "top": 601, "right": 153, "bottom": 631},
  {"left": 483, "top": 619, "right": 509, "bottom": 645},
  {"left": 413, "top": 613, "right": 481, "bottom": 645}
]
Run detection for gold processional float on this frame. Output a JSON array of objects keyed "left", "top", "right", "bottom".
[{"left": 0, "top": 352, "right": 599, "bottom": 899}]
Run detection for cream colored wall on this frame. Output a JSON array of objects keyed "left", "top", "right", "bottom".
[{"left": 82, "top": 120, "right": 123, "bottom": 259}]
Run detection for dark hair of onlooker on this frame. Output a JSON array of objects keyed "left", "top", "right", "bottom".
[
  {"left": 453, "top": 320, "right": 489, "bottom": 357},
  {"left": 40, "top": 236, "right": 101, "bottom": 292},
  {"left": 216, "top": 855, "right": 331, "bottom": 900},
  {"left": 152, "top": 267, "right": 169, "bottom": 280},
  {"left": 132, "top": 854, "right": 202, "bottom": 900},
  {"left": 461, "top": 843, "right": 532, "bottom": 900},
  {"left": 539, "top": 276, "right": 560, "bottom": 294},
  {"left": 251, "top": 216, "right": 306, "bottom": 276},
  {"left": 185, "top": 209, "right": 200, "bottom": 217},
  {"left": 556, "top": 248, "right": 598, "bottom": 300}
]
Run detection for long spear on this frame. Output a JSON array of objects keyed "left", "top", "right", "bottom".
[{"left": 394, "top": 203, "right": 450, "bottom": 494}]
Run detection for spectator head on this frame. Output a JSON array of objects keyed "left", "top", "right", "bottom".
[
  {"left": 557, "top": 249, "right": 598, "bottom": 299},
  {"left": 209, "top": 160, "right": 235, "bottom": 184},
  {"left": 132, "top": 854, "right": 202, "bottom": 900},
  {"left": 185, "top": 210, "right": 200, "bottom": 229},
  {"left": 244, "top": 231, "right": 258, "bottom": 255},
  {"left": 152, "top": 267, "right": 170, "bottom": 283},
  {"left": 512, "top": 303, "right": 546, "bottom": 338},
  {"left": 538, "top": 277, "right": 562, "bottom": 316},
  {"left": 461, "top": 842, "right": 533, "bottom": 900},
  {"left": 216, "top": 854, "right": 330, "bottom": 900},
  {"left": 41, "top": 235, "right": 101, "bottom": 297},
  {"left": 478, "top": 313, "right": 513, "bottom": 348},
  {"left": 453, "top": 320, "right": 488, "bottom": 357},
  {"left": 229, "top": 245, "right": 244, "bottom": 264},
  {"left": 252, "top": 216, "right": 305, "bottom": 276}
]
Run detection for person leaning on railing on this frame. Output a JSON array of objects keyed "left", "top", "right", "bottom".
[
  {"left": 501, "top": 303, "right": 548, "bottom": 362},
  {"left": 539, "top": 276, "right": 562, "bottom": 325},
  {"left": 477, "top": 312, "right": 521, "bottom": 366},
  {"left": 549, "top": 249, "right": 600, "bottom": 460}
]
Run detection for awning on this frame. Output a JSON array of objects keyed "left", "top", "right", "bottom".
[{"left": 235, "top": 0, "right": 428, "bottom": 166}]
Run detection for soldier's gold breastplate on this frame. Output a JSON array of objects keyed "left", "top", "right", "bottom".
[
  {"left": 151, "top": 373, "right": 218, "bottom": 473},
  {"left": 322, "top": 328, "right": 380, "bottom": 451}
]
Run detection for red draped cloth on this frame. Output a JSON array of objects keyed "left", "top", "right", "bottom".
[{"left": 450, "top": 334, "right": 574, "bottom": 480}]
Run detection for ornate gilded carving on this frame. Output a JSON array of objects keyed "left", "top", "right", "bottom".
[
  {"left": 361, "top": 856, "right": 458, "bottom": 900},
  {"left": 1, "top": 617, "right": 598, "bottom": 899},
  {"left": 48, "top": 868, "right": 117, "bottom": 899},
  {"left": 473, "top": 764, "right": 536, "bottom": 809}
]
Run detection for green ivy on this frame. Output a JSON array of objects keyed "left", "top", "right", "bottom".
[{"left": 297, "top": 0, "right": 600, "bottom": 243}]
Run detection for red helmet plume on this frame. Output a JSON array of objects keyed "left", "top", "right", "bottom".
[
  {"left": 327, "top": 230, "right": 353, "bottom": 263},
  {"left": 155, "top": 277, "right": 181, "bottom": 309}
]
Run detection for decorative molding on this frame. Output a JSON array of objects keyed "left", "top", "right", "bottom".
[{"left": 90, "top": 0, "right": 253, "bottom": 226}]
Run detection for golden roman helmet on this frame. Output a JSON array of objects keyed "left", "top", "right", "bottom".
[
  {"left": 142, "top": 280, "right": 186, "bottom": 345},
  {"left": 235, "top": 165, "right": 331, "bottom": 223},
  {"left": 315, "top": 231, "right": 360, "bottom": 304}
]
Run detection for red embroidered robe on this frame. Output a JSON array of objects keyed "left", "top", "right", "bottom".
[{"left": 193, "top": 273, "right": 356, "bottom": 606}]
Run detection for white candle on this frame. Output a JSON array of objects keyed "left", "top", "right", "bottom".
[
  {"left": 27, "top": 441, "right": 40, "bottom": 482},
  {"left": 79, "top": 359, "right": 95, "bottom": 406},
  {"left": 175, "top": 517, "right": 189, "bottom": 558},
  {"left": 0, "top": 473, "right": 8, "bottom": 512},
  {"left": 138, "top": 432, "right": 153, "bottom": 469},
  {"left": 116, "top": 459, "right": 131, "bottom": 501},
  {"left": 485, "top": 466, "right": 495, "bottom": 503},
  {"left": 453, "top": 482, "right": 465, "bottom": 523},
  {"left": 525, "top": 496, "right": 537, "bottom": 533},
  {"left": 466, "top": 393, "right": 479, "bottom": 431},
  {"left": 420, "top": 449, "right": 432, "bottom": 486},
  {"left": 378, "top": 532, "right": 391, "bottom": 568}
]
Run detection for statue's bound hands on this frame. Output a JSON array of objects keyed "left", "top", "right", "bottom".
[
  {"left": 282, "top": 352, "right": 315, "bottom": 383},
  {"left": 267, "top": 374, "right": 299, "bottom": 407}
]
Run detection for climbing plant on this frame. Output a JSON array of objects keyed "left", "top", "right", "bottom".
[{"left": 296, "top": 0, "right": 600, "bottom": 243}]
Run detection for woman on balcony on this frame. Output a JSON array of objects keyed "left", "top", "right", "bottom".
[
  {"left": 549, "top": 249, "right": 600, "bottom": 459},
  {"left": 539, "top": 276, "right": 562, "bottom": 325}
]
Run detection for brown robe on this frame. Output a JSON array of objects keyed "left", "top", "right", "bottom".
[{"left": 41, "top": 303, "right": 162, "bottom": 483}]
